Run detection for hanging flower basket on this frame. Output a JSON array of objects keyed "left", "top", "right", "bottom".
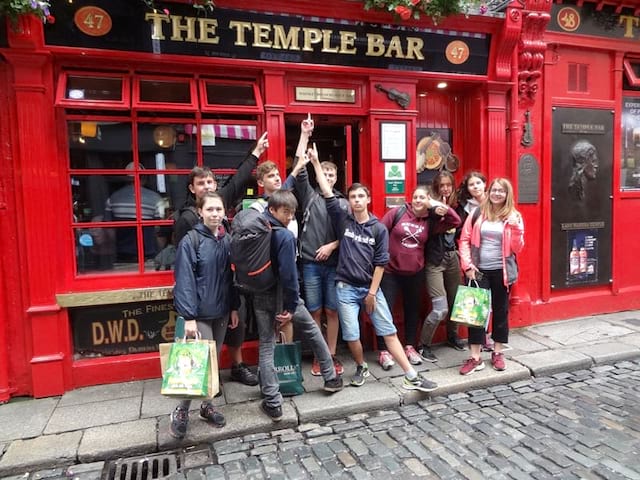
[
  {"left": 0, "top": 1, "right": 53, "bottom": 27},
  {"left": 363, "top": 0, "right": 488, "bottom": 24}
]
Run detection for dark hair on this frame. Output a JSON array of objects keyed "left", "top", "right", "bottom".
[
  {"left": 431, "top": 171, "right": 456, "bottom": 206},
  {"left": 196, "top": 191, "right": 224, "bottom": 210},
  {"left": 347, "top": 182, "right": 370, "bottom": 197},
  {"left": 268, "top": 189, "right": 298, "bottom": 211},
  {"left": 456, "top": 170, "right": 487, "bottom": 206},
  {"left": 189, "top": 166, "right": 215, "bottom": 186}
]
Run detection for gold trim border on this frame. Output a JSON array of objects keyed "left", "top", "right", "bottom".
[{"left": 56, "top": 286, "right": 174, "bottom": 307}]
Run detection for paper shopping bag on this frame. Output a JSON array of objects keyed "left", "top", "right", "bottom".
[
  {"left": 450, "top": 281, "right": 491, "bottom": 329},
  {"left": 274, "top": 333, "right": 304, "bottom": 396},
  {"left": 160, "top": 339, "right": 219, "bottom": 398}
]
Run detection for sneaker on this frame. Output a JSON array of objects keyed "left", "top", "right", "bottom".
[
  {"left": 482, "top": 335, "right": 495, "bottom": 352},
  {"left": 459, "top": 357, "right": 486, "bottom": 376},
  {"left": 447, "top": 337, "right": 466, "bottom": 351},
  {"left": 199, "top": 403, "right": 226, "bottom": 428},
  {"left": 417, "top": 345, "right": 438, "bottom": 363},
  {"left": 260, "top": 399, "right": 283, "bottom": 422},
  {"left": 491, "top": 352, "right": 506, "bottom": 371},
  {"left": 169, "top": 406, "right": 189, "bottom": 439},
  {"left": 350, "top": 363, "right": 370, "bottom": 387},
  {"left": 310, "top": 358, "right": 322, "bottom": 376},
  {"left": 377, "top": 350, "right": 395, "bottom": 371},
  {"left": 323, "top": 376, "right": 344, "bottom": 393},
  {"left": 402, "top": 374, "right": 438, "bottom": 392},
  {"left": 332, "top": 356, "right": 344, "bottom": 376},
  {"left": 405, "top": 345, "right": 423, "bottom": 365},
  {"left": 230, "top": 363, "right": 259, "bottom": 386}
]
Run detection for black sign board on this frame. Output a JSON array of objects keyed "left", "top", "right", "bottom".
[
  {"left": 549, "top": 2, "right": 639, "bottom": 40},
  {"left": 0, "top": 16, "right": 7, "bottom": 48},
  {"left": 44, "top": 0, "right": 489, "bottom": 75},
  {"left": 71, "top": 300, "right": 177, "bottom": 356},
  {"left": 550, "top": 107, "right": 612, "bottom": 289},
  {"left": 518, "top": 154, "right": 539, "bottom": 204}
]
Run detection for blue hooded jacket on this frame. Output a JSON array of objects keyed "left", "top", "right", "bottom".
[{"left": 174, "top": 223, "right": 239, "bottom": 320}]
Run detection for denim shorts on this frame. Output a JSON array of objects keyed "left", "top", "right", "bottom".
[
  {"left": 336, "top": 281, "right": 397, "bottom": 341},
  {"left": 302, "top": 262, "right": 337, "bottom": 312}
]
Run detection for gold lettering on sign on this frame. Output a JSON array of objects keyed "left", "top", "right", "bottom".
[
  {"left": 198, "top": 18, "right": 219, "bottom": 44},
  {"left": 144, "top": 14, "right": 428, "bottom": 61},
  {"left": 229, "top": 20, "right": 252, "bottom": 46},
  {"left": 170, "top": 15, "right": 197, "bottom": 42},
  {"left": 619, "top": 15, "right": 639, "bottom": 38},
  {"left": 273, "top": 25, "right": 300, "bottom": 50},
  {"left": 340, "top": 31, "right": 357, "bottom": 54}
]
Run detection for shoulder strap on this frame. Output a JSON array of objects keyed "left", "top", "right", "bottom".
[
  {"left": 186, "top": 229, "right": 199, "bottom": 254},
  {"left": 390, "top": 205, "right": 407, "bottom": 231}
]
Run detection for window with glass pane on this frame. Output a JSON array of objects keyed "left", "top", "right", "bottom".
[
  {"left": 201, "top": 123, "right": 256, "bottom": 169},
  {"left": 66, "top": 75, "right": 123, "bottom": 101},
  {"left": 205, "top": 83, "right": 256, "bottom": 106},
  {"left": 139, "top": 79, "right": 191, "bottom": 104},
  {"left": 68, "top": 121, "right": 133, "bottom": 170}
]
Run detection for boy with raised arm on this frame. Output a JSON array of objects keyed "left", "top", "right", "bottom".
[{"left": 307, "top": 144, "right": 438, "bottom": 392}]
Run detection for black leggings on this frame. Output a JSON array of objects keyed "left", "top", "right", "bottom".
[
  {"left": 468, "top": 269, "right": 509, "bottom": 345},
  {"left": 377, "top": 270, "right": 424, "bottom": 349}
]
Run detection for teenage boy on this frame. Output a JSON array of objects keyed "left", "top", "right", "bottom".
[
  {"left": 254, "top": 190, "right": 343, "bottom": 422},
  {"left": 173, "top": 131, "right": 269, "bottom": 387},
  {"left": 289, "top": 117, "right": 346, "bottom": 376},
  {"left": 308, "top": 145, "right": 438, "bottom": 392}
]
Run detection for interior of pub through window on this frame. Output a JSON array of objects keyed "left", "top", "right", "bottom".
[{"left": 58, "top": 71, "right": 263, "bottom": 275}]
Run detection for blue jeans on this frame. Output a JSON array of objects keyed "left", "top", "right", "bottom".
[
  {"left": 336, "top": 281, "right": 397, "bottom": 342},
  {"left": 302, "top": 261, "right": 337, "bottom": 312},
  {"left": 253, "top": 292, "right": 336, "bottom": 408}
]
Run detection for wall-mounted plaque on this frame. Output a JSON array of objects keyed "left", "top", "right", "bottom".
[
  {"left": 380, "top": 122, "right": 407, "bottom": 161},
  {"left": 518, "top": 154, "right": 539, "bottom": 204},
  {"left": 295, "top": 87, "right": 356, "bottom": 103}
]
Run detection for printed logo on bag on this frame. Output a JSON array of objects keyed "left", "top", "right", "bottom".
[{"left": 275, "top": 364, "right": 296, "bottom": 373}]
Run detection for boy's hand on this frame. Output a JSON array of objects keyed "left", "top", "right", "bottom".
[
  {"left": 364, "top": 294, "right": 376, "bottom": 315},
  {"left": 253, "top": 132, "right": 269, "bottom": 157},
  {"left": 229, "top": 310, "right": 239, "bottom": 329},
  {"left": 308, "top": 143, "right": 320, "bottom": 165},
  {"left": 276, "top": 311, "right": 293, "bottom": 326},
  {"left": 301, "top": 113, "right": 314, "bottom": 135},
  {"left": 184, "top": 320, "right": 198, "bottom": 337}
]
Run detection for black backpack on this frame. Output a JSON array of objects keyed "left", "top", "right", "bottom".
[{"left": 230, "top": 202, "right": 282, "bottom": 294}]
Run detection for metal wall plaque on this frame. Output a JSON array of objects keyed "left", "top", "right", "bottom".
[
  {"left": 517, "top": 154, "right": 539, "bottom": 204},
  {"left": 295, "top": 87, "right": 356, "bottom": 104}
]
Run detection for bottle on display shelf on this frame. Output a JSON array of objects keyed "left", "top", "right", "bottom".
[
  {"left": 579, "top": 245, "right": 587, "bottom": 274},
  {"left": 569, "top": 240, "right": 579, "bottom": 276}
]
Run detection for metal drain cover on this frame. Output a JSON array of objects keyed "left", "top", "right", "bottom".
[{"left": 103, "top": 453, "right": 179, "bottom": 480}]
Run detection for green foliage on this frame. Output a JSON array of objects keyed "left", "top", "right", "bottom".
[
  {"left": 363, "top": 0, "right": 485, "bottom": 23},
  {"left": 0, "top": 0, "right": 51, "bottom": 25}
]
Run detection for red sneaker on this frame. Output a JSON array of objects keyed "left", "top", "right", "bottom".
[
  {"left": 459, "top": 357, "right": 485, "bottom": 376},
  {"left": 491, "top": 352, "right": 506, "bottom": 371},
  {"left": 310, "top": 358, "right": 321, "bottom": 376},
  {"left": 332, "top": 356, "right": 344, "bottom": 376}
]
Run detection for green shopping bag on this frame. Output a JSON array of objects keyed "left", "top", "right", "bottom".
[
  {"left": 450, "top": 281, "right": 491, "bottom": 328},
  {"left": 160, "top": 338, "right": 218, "bottom": 398},
  {"left": 274, "top": 332, "right": 304, "bottom": 396}
]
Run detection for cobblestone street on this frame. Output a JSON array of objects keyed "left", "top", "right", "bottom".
[{"left": 171, "top": 360, "right": 640, "bottom": 480}]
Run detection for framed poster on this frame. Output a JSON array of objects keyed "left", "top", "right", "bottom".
[
  {"left": 380, "top": 122, "right": 407, "bottom": 161},
  {"left": 550, "top": 107, "right": 612, "bottom": 289}
]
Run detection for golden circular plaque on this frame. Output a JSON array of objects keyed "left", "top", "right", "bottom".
[{"left": 446, "top": 40, "right": 470, "bottom": 65}]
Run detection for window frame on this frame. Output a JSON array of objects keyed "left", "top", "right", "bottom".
[
  {"left": 199, "top": 79, "right": 264, "bottom": 114},
  {"left": 55, "top": 71, "right": 130, "bottom": 110},
  {"left": 133, "top": 75, "right": 199, "bottom": 112}
]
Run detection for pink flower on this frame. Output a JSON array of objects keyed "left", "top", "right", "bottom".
[
  {"left": 163, "top": 8, "right": 170, "bottom": 15},
  {"left": 480, "top": 4, "right": 488, "bottom": 14},
  {"left": 46, "top": 14, "right": 55, "bottom": 24},
  {"left": 410, "top": 0, "right": 420, "bottom": 5}
]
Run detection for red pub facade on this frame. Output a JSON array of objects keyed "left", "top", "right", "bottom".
[{"left": 1, "top": 0, "right": 639, "bottom": 401}]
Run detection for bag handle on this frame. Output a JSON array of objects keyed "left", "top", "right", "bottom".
[
  {"left": 467, "top": 279, "right": 480, "bottom": 289},
  {"left": 176, "top": 331, "right": 202, "bottom": 343},
  {"left": 277, "top": 331, "right": 287, "bottom": 344}
]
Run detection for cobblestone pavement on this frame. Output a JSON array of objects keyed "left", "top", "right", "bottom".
[{"left": 10, "top": 361, "right": 640, "bottom": 480}]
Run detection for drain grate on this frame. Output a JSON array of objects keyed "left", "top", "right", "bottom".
[{"left": 103, "top": 453, "right": 179, "bottom": 480}]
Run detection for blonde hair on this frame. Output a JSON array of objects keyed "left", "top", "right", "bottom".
[{"left": 480, "top": 178, "right": 518, "bottom": 222}]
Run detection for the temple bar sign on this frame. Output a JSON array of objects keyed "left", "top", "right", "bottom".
[{"left": 44, "top": 2, "right": 489, "bottom": 75}]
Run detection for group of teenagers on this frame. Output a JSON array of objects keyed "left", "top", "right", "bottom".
[{"left": 168, "top": 116, "right": 525, "bottom": 439}]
